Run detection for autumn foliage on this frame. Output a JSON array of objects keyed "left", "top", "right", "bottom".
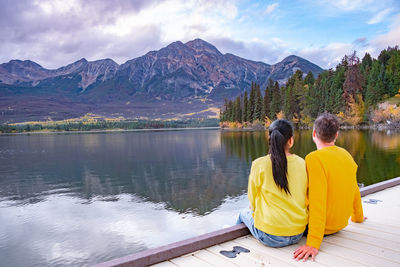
[{"left": 220, "top": 46, "right": 400, "bottom": 127}]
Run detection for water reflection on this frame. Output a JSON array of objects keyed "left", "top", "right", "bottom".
[
  {"left": 0, "top": 130, "right": 250, "bottom": 214},
  {"left": 0, "top": 193, "right": 248, "bottom": 266},
  {"left": 1, "top": 130, "right": 400, "bottom": 212},
  {"left": 0, "top": 129, "right": 399, "bottom": 266}
]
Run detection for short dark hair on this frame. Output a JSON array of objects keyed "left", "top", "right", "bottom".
[{"left": 314, "top": 113, "right": 339, "bottom": 143}]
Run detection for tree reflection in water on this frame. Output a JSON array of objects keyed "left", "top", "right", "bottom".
[{"left": 0, "top": 129, "right": 399, "bottom": 215}]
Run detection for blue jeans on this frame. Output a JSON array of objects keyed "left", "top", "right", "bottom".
[{"left": 236, "top": 209, "right": 303, "bottom": 248}]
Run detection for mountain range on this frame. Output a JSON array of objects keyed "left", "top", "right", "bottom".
[{"left": 0, "top": 39, "right": 323, "bottom": 123}]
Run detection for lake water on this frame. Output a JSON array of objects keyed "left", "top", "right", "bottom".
[{"left": 0, "top": 129, "right": 399, "bottom": 266}]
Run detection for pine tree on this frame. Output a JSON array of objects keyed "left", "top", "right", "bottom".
[
  {"left": 361, "top": 53, "right": 373, "bottom": 77},
  {"left": 253, "top": 84, "right": 263, "bottom": 121},
  {"left": 383, "top": 47, "right": 400, "bottom": 96},
  {"left": 304, "top": 71, "right": 315, "bottom": 86},
  {"left": 242, "top": 91, "right": 248, "bottom": 122},
  {"left": 248, "top": 82, "right": 256, "bottom": 122},
  {"left": 330, "top": 66, "right": 345, "bottom": 114},
  {"left": 365, "top": 60, "right": 385, "bottom": 106},
  {"left": 270, "top": 81, "right": 281, "bottom": 119},
  {"left": 228, "top": 100, "right": 234, "bottom": 122},
  {"left": 263, "top": 80, "right": 273, "bottom": 120},
  {"left": 234, "top": 96, "right": 242, "bottom": 122}
]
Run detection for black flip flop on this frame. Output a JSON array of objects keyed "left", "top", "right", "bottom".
[{"left": 219, "top": 245, "right": 250, "bottom": 258}]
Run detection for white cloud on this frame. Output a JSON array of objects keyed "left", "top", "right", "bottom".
[
  {"left": 209, "top": 36, "right": 290, "bottom": 64},
  {"left": 370, "top": 14, "right": 400, "bottom": 53},
  {"left": 328, "top": 0, "right": 375, "bottom": 11},
  {"left": 0, "top": 0, "right": 240, "bottom": 68},
  {"left": 264, "top": 3, "right": 279, "bottom": 15},
  {"left": 368, "top": 8, "right": 393, "bottom": 24},
  {"left": 297, "top": 43, "right": 353, "bottom": 69}
]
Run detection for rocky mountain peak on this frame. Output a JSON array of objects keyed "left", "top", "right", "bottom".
[
  {"left": 185, "top": 39, "right": 221, "bottom": 55},
  {"left": 281, "top": 55, "right": 301, "bottom": 62}
]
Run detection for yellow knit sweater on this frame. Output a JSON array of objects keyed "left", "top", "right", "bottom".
[
  {"left": 305, "top": 145, "right": 364, "bottom": 249},
  {"left": 248, "top": 154, "right": 308, "bottom": 236}
]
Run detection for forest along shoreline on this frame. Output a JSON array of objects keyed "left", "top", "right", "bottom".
[{"left": 220, "top": 47, "right": 400, "bottom": 130}]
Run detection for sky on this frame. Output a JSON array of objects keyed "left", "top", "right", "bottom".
[{"left": 0, "top": 0, "right": 399, "bottom": 69}]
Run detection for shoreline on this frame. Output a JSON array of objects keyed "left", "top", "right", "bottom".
[
  {"left": 221, "top": 123, "right": 400, "bottom": 131},
  {"left": 2, "top": 124, "right": 400, "bottom": 135},
  {"left": 0, "top": 126, "right": 221, "bottom": 136}
]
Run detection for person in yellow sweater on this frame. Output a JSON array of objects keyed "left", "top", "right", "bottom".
[
  {"left": 236, "top": 119, "right": 308, "bottom": 247},
  {"left": 294, "top": 113, "right": 366, "bottom": 261}
]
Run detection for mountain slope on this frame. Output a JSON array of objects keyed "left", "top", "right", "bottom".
[{"left": 0, "top": 39, "right": 323, "bottom": 123}]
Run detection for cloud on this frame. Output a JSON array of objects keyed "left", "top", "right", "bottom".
[
  {"left": 0, "top": 0, "right": 239, "bottom": 68},
  {"left": 352, "top": 37, "right": 368, "bottom": 47},
  {"left": 264, "top": 3, "right": 279, "bottom": 15},
  {"left": 295, "top": 13, "right": 400, "bottom": 70},
  {"left": 368, "top": 8, "right": 393, "bottom": 24},
  {"left": 209, "top": 37, "right": 290, "bottom": 64},
  {"left": 327, "top": 0, "right": 375, "bottom": 11},
  {"left": 370, "top": 14, "right": 400, "bottom": 52},
  {"left": 297, "top": 43, "right": 353, "bottom": 69}
]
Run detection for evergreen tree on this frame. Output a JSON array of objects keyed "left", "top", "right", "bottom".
[
  {"left": 263, "top": 79, "right": 273, "bottom": 120},
  {"left": 361, "top": 52, "right": 373, "bottom": 77},
  {"left": 330, "top": 65, "right": 346, "bottom": 114},
  {"left": 221, "top": 99, "right": 228, "bottom": 121},
  {"left": 253, "top": 84, "right": 263, "bottom": 121},
  {"left": 242, "top": 91, "right": 248, "bottom": 122},
  {"left": 234, "top": 96, "right": 242, "bottom": 122},
  {"left": 228, "top": 100, "right": 234, "bottom": 122},
  {"left": 365, "top": 60, "right": 385, "bottom": 106},
  {"left": 383, "top": 47, "right": 400, "bottom": 96},
  {"left": 248, "top": 82, "right": 256, "bottom": 122},
  {"left": 304, "top": 71, "right": 315, "bottom": 86},
  {"left": 270, "top": 81, "right": 281, "bottom": 119}
]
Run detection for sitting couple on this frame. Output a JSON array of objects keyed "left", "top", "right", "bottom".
[{"left": 237, "top": 113, "right": 366, "bottom": 261}]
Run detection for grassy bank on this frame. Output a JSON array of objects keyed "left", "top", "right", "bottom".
[{"left": 0, "top": 118, "right": 220, "bottom": 133}]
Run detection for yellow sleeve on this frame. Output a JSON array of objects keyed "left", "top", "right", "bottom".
[
  {"left": 305, "top": 154, "right": 327, "bottom": 249},
  {"left": 351, "top": 186, "right": 364, "bottom": 222},
  {"left": 247, "top": 161, "right": 259, "bottom": 211}
]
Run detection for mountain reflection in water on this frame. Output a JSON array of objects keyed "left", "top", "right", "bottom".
[{"left": 0, "top": 129, "right": 399, "bottom": 266}]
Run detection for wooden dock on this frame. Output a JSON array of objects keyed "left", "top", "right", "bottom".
[{"left": 94, "top": 177, "right": 400, "bottom": 267}]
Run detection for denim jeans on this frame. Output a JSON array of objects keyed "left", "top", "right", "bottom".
[{"left": 236, "top": 209, "right": 303, "bottom": 248}]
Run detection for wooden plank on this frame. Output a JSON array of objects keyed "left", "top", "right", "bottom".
[
  {"left": 323, "top": 234, "right": 400, "bottom": 263},
  {"left": 318, "top": 241, "right": 398, "bottom": 266},
  {"left": 343, "top": 225, "right": 400, "bottom": 243},
  {"left": 206, "top": 244, "right": 268, "bottom": 267},
  {"left": 151, "top": 261, "right": 177, "bottom": 267},
  {"left": 170, "top": 254, "right": 213, "bottom": 267},
  {"left": 333, "top": 230, "right": 400, "bottom": 251},
  {"left": 358, "top": 219, "right": 400, "bottom": 229},
  {"left": 276, "top": 238, "right": 364, "bottom": 267},
  {"left": 93, "top": 180, "right": 400, "bottom": 267},
  {"left": 92, "top": 224, "right": 249, "bottom": 267},
  {"left": 348, "top": 221, "right": 400, "bottom": 235},
  {"left": 193, "top": 249, "right": 239, "bottom": 267},
  {"left": 360, "top": 177, "right": 400, "bottom": 196},
  {"left": 232, "top": 237, "right": 322, "bottom": 266}
]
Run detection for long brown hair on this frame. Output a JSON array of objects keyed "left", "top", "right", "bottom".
[{"left": 268, "top": 119, "right": 293, "bottom": 194}]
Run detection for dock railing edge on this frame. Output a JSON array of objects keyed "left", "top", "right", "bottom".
[{"left": 92, "top": 176, "right": 400, "bottom": 267}]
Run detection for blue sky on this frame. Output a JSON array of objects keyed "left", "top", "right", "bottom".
[{"left": 0, "top": 0, "right": 399, "bottom": 69}]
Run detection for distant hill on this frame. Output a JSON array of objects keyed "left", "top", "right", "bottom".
[{"left": 0, "top": 39, "right": 323, "bottom": 123}]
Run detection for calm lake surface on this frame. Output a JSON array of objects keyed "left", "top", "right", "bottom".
[{"left": 0, "top": 129, "right": 399, "bottom": 266}]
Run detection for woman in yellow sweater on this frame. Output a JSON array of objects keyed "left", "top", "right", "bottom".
[{"left": 236, "top": 119, "right": 308, "bottom": 247}]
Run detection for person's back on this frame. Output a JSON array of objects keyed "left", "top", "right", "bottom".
[
  {"left": 250, "top": 154, "right": 307, "bottom": 236},
  {"left": 237, "top": 119, "right": 308, "bottom": 248},
  {"left": 306, "top": 145, "right": 363, "bottom": 247},
  {"left": 294, "top": 113, "right": 365, "bottom": 261}
]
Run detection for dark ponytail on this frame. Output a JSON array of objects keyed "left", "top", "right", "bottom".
[{"left": 268, "top": 120, "right": 293, "bottom": 194}]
